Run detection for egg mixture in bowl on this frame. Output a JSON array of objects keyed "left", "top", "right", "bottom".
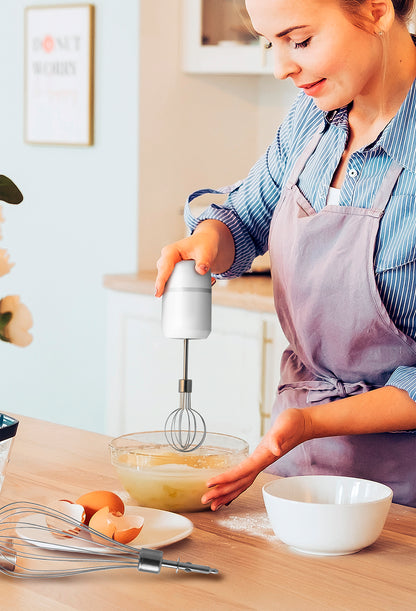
[{"left": 109, "top": 431, "right": 249, "bottom": 512}]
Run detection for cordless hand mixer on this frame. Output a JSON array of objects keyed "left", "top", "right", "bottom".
[{"left": 162, "top": 260, "right": 212, "bottom": 452}]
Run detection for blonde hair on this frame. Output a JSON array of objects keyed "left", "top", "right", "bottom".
[{"left": 341, "top": 0, "right": 415, "bottom": 26}]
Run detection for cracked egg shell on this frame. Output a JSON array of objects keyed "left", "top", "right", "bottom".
[
  {"left": 76, "top": 490, "right": 125, "bottom": 524},
  {"left": 46, "top": 499, "right": 86, "bottom": 538},
  {"left": 88, "top": 506, "right": 144, "bottom": 544}
]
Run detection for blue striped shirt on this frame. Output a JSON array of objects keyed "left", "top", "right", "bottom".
[{"left": 185, "top": 80, "right": 416, "bottom": 402}]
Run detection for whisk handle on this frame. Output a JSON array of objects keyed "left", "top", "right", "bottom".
[
  {"left": 138, "top": 548, "right": 219, "bottom": 575},
  {"left": 138, "top": 548, "right": 164, "bottom": 573}
]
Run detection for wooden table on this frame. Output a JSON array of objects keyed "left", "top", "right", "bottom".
[{"left": 1, "top": 415, "right": 416, "bottom": 610}]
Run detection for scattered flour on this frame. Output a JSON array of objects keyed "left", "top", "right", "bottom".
[{"left": 216, "top": 511, "right": 277, "bottom": 542}]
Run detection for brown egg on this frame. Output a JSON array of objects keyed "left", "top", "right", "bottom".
[
  {"left": 46, "top": 499, "right": 86, "bottom": 538},
  {"left": 76, "top": 490, "right": 125, "bottom": 524},
  {"left": 88, "top": 506, "right": 144, "bottom": 544}
]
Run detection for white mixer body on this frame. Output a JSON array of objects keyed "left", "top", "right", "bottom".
[{"left": 162, "top": 260, "right": 211, "bottom": 340}]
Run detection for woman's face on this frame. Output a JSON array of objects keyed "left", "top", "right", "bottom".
[{"left": 246, "top": 0, "right": 383, "bottom": 111}]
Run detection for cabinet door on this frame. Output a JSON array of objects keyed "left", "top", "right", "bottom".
[
  {"left": 106, "top": 291, "right": 171, "bottom": 435},
  {"left": 182, "top": 0, "right": 274, "bottom": 74},
  {"left": 123, "top": 313, "right": 178, "bottom": 433}
]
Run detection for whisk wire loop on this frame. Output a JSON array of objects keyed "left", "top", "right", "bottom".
[{"left": 164, "top": 339, "right": 207, "bottom": 453}]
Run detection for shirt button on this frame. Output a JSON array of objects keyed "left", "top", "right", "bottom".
[{"left": 348, "top": 168, "right": 358, "bottom": 178}]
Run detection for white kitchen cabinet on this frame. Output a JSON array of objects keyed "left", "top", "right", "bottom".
[
  {"left": 182, "top": 0, "right": 274, "bottom": 75},
  {"left": 105, "top": 289, "right": 287, "bottom": 451}
]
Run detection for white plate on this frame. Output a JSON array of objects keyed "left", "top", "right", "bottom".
[{"left": 15, "top": 506, "right": 193, "bottom": 553}]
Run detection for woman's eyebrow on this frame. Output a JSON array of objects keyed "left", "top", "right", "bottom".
[{"left": 276, "top": 25, "right": 308, "bottom": 38}]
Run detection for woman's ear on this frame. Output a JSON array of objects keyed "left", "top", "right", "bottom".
[{"left": 369, "top": 0, "right": 395, "bottom": 34}]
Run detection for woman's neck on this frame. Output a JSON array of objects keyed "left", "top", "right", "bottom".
[
  {"left": 350, "top": 22, "right": 416, "bottom": 129},
  {"left": 331, "top": 26, "right": 416, "bottom": 189}
]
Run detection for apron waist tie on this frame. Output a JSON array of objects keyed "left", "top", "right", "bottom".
[{"left": 278, "top": 378, "right": 375, "bottom": 403}]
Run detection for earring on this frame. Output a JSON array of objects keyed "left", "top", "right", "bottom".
[{"left": 378, "top": 30, "right": 384, "bottom": 36}]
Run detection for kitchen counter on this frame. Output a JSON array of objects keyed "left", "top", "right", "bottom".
[
  {"left": 2, "top": 414, "right": 416, "bottom": 610},
  {"left": 104, "top": 271, "right": 275, "bottom": 313}
]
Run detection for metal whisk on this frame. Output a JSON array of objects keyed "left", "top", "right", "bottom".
[
  {"left": 0, "top": 501, "right": 218, "bottom": 579},
  {"left": 164, "top": 339, "right": 207, "bottom": 452}
]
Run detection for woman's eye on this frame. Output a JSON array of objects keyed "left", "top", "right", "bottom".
[{"left": 294, "top": 38, "right": 311, "bottom": 49}]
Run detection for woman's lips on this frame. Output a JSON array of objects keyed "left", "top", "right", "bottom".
[{"left": 299, "top": 79, "right": 326, "bottom": 95}]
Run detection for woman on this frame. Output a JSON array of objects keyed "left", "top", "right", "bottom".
[{"left": 155, "top": 0, "right": 416, "bottom": 509}]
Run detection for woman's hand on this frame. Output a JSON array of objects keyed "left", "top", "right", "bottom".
[
  {"left": 201, "top": 408, "right": 310, "bottom": 511},
  {"left": 155, "top": 235, "right": 215, "bottom": 298},
  {"left": 154, "top": 220, "right": 235, "bottom": 297}
]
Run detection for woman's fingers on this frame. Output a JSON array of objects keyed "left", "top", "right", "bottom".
[
  {"left": 202, "top": 473, "right": 258, "bottom": 504},
  {"left": 207, "top": 449, "right": 273, "bottom": 489},
  {"left": 207, "top": 483, "right": 252, "bottom": 512},
  {"left": 202, "top": 472, "right": 261, "bottom": 511},
  {"left": 155, "top": 244, "right": 188, "bottom": 297},
  {"left": 201, "top": 445, "right": 277, "bottom": 510},
  {"left": 155, "top": 246, "right": 182, "bottom": 297},
  {"left": 154, "top": 237, "right": 216, "bottom": 297}
]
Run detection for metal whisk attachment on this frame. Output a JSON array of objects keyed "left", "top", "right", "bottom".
[
  {"left": 0, "top": 501, "right": 219, "bottom": 578},
  {"left": 164, "top": 339, "right": 207, "bottom": 453}
]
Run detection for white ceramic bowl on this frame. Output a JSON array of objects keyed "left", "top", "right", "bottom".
[{"left": 263, "top": 475, "right": 393, "bottom": 556}]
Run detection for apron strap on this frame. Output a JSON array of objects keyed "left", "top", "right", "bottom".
[
  {"left": 370, "top": 159, "right": 403, "bottom": 214},
  {"left": 278, "top": 378, "right": 374, "bottom": 403},
  {"left": 286, "top": 122, "right": 326, "bottom": 188}
]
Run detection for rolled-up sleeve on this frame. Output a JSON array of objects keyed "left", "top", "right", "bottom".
[
  {"left": 386, "top": 366, "right": 416, "bottom": 403},
  {"left": 385, "top": 367, "right": 416, "bottom": 432}
]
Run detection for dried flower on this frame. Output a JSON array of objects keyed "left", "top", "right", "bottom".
[
  {"left": 0, "top": 249, "right": 14, "bottom": 277},
  {"left": 0, "top": 296, "right": 33, "bottom": 347}
]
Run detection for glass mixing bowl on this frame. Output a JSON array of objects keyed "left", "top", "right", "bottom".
[{"left": 109, "top": 431, "right": 249, "bottom": 512}]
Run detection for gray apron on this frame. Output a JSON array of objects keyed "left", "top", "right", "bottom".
[{"left": 267, "top": 126, "right": 416, "bottom": 507}]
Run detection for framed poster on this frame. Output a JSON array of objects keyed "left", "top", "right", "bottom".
[{"left": 24, "top": 4, "right": 95, "bottom": 146}]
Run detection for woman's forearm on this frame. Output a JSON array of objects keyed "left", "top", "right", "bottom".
[{"left": 303, "top": 386, "right": 416, "bottom": 439}]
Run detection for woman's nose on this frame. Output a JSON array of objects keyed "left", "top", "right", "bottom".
[{"left": 273, "top": 48, "right": 300, "bottom": 81}]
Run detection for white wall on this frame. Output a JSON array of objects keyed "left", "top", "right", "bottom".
[{"left": 0, "top": 0, "right": 139, "bottom": 432}]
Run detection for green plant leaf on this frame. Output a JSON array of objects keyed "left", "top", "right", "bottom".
[
  {"left": 0, "top": 175, "right": 24, "bottom": 204},
  {"left": 0, "top": 311, "right": 12, "bottom": 334}
]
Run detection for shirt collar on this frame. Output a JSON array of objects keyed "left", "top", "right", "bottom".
[
  {"left": 323, "top": 78, "right": 416, "bottom": 174},
  {"left": 378, "top": 78, "right": 416, "bottom": 173},
  {"left": 324, "top": 106, "right": 349, "bottom": 128},
  {"left": 376, "top": 34, "right": 416, "bottom": 173}
]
